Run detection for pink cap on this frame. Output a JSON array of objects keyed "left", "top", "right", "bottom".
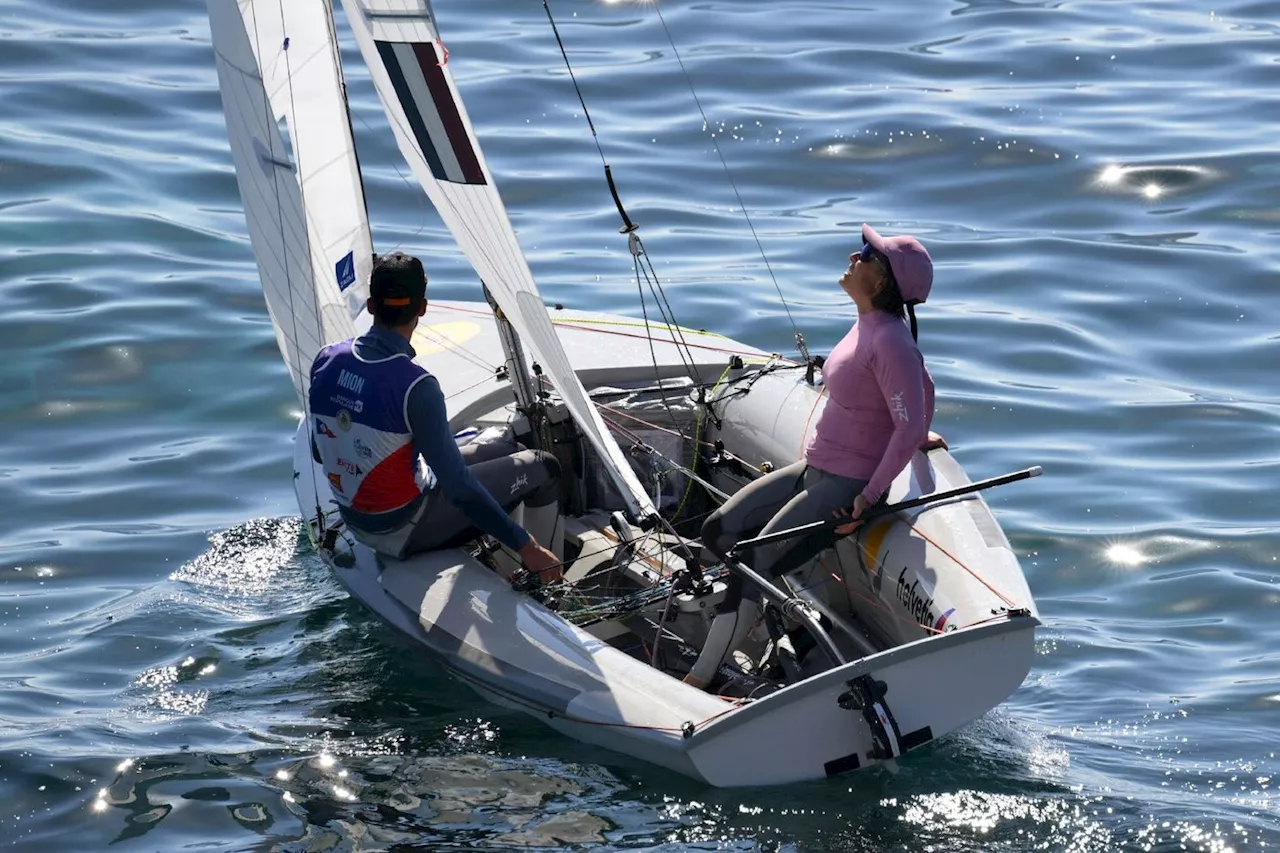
[{"left": 863, "top": 224, "right": 932, "bottom": 305}]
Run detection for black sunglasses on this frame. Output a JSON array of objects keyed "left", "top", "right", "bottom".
[{"left": 858, "top": 243, "right": 898, "bottom": 289}]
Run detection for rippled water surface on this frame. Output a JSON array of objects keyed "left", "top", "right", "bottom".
[{"left": 2, "top": 0, "right": 1278, "bottom": 850}]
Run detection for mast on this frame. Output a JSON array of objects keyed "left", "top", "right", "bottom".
[
  {"left": 483, "top": 282, "right": 541, "bottom": 449},
  {"left": 324, "top": 0, "right": 373, "bottom": 236}
]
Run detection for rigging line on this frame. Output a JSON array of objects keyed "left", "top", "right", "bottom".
[
  {"left": 352, "top": 118, "right": 516, "bottom": 374},
  {"left": 599, "top": 405, "right": 752, "bottom": 466},
  {"left": 650, "top": 580, "right": 679, "bottom": 667},
  {"left": 251, "top": 2, "right": 324, "bottom": 525},
  {"left": 798, "top": 383, "right": 827, "bottom": 456},
  {"left": 546, "top": 531, "right": 681, "bottom": 602},
  {"left": 647, "top": 0, "right": 803, "bottom": 345},
  {"left": 542, "top": 0, "right": 606, "bottom": 171},
  {"left": 563, "top": 522, "right": 719, "bottom": 593},
  {"left": 555, "top": 320, "right": 789, "bottom": 361},
  {"left": 551, "top": 540, "right": 676, "bottom": 588},
  {"left": 634, "top": 235, "right": 705, "bottom": 383},
  {"left": 546, "top": 1, "right": 701, "bottom": 380},
  {"left": 830, "top": 542, "right": 1002, "bottom": 638},
  {"left": 671, "top": 394, "right": 705, "bottom": 519},
  {"left": 357, "top": 31, "right": 546, "bottom": 304},
  {"left": 672, "top": 362, "right": 731, "bottom": 518},
  {"left": 350, "top": 109, "right": 433, "bottom": 248},
  {"left": 364, "top": 55, "right": 540, "bottom": 315},
  {"left": 828, "top": 516, "right": 1017, "bottom": 636},
  {"left": 634, "top": 246, "right": 702, "bottom": 385},
  {"left": 561, "top": 563, "right": 728, "bottom": 622},
  {"left": 497, "top": 507, "right": 687, "bottom": 583},
  {"left": 559, "top": 516, "right": 725, "bottom": 612},
  {"left": 413, "top": 321, "right": 495, "bottom": 372},
  {"left": 633, "top": 255, "right": 695, "bottom": 446},
  {"left": 441, "top": 303, "right": 797, "bottom": 362},
  {"left": 434, "top": 301, "right": 734, "bottom": 342},
  {"left": 544, "top": 0, "right": 704, "bottom": 381},
  {"left": 827, "top": 572, "right": 947, "bottom": 637},
  {"left": 598, "top": 413, "right": 737, "bottom": 531},
  {"left": 621, "top": 526, "right": 670, "bottom": 580},
  {"left": 605, "top": 455, "right": 702, "bottom": 570},
  {"left": 443, "top": 373, "right": 500, "bottom": 402},
  {"left": 325, "top": 0, "right": 372, "bottom": 233},
  {"left": 539, "top": 314, "right": 727, "bottom": 340},
  {"left": 904, "top": 520, "right": 1019, "bottom": 610}
]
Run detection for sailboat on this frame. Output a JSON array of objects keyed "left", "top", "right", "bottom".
[{"left": 205, "top": 0, "right": 1041, "bottom": 787}]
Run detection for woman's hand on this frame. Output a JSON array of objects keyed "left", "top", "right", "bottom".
[
  {"left": 833, "top": 493, "right": 871, "bottom": 536},
  {"left": 921, "top": 430, "right": 948, "bottom": 451}
]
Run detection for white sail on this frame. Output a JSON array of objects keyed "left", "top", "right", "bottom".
[
  {"left": 207, "top": 0, "right": 373, "bottom": 402},
  {"left": 338, "top": 0, "right": 657, "bottom": 520}
]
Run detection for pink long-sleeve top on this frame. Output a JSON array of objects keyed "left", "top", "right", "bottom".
[{"left": 804, "top": 310, "right": 935, "bottom": 503}]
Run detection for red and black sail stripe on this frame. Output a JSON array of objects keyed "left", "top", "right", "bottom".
[{"left": 375, "top": 40, "right": 485, "bottom": 185}]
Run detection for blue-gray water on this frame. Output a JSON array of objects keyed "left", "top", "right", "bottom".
[{"left": 2, "top": 0, "right": 1278, "bottom": 850}]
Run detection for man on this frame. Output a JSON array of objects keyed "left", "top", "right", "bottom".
[{"left": 308, "top": 251, "right": 562, "bottom": 583}]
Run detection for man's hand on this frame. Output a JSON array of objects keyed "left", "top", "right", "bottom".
[
  {"left": 519, "top": 539, "right": 562, "bottom": 584},
  {"left": 921, "top": 430, "right": 948, "bottom": 451},
  {"left": 833, "top": 494, "right": 871, "bottom": 537}
]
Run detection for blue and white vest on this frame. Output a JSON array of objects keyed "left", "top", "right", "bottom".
[{"left": 308, "top": 340, "right": 429, "bottom": 516}]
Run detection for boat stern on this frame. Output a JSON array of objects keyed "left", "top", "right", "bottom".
[{"left": 683, "top": 613, "right": 1039, "bottom": 787}]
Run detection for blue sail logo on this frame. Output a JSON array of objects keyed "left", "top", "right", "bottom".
[{"left": 335, "top": 251, "right": 356, "bottom": 292}]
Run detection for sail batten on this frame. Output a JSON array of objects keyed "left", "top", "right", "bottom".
[{"left": 340, "top": 0, "right": 657, "bottom": 519}]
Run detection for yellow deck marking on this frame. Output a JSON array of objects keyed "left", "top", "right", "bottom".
[
  {"left": 550, "top": 316, "right": 726, "bottom": 339},
  {"left": 411, "top": 321, "right": 482, "bottom": 356}
]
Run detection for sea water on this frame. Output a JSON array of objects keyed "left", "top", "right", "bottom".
[{"left": 1, "top": 1, "right": 1277, "bottom": 849}]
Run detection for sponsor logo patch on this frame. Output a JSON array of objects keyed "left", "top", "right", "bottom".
[
  {"left": 890, "top": 391, "right": 909, "bottom": 423},
  {"left": 335, "top": 251, "right": 356, "bottom": 292},
  {"left": 315, "top": 419, "right": 336, "bottom": 439},
  {"left": 336, "top": 409, "right": 353, "bottom": 432},
  {"left": 337, "top": 458, "right": 363, "bottom": 476},
  {"left": 353, "top": 438, "right": 374, "bottom": 461},
  {"left": 327, "top": 472, "right": 344, "bottom": 493},
  {"left": 509, "top": 472, "right": 529, "bottom": 496},
  {"left": 896, "top": 567, "right": 955, "bottom": 632},
  {"left": 330, "top": 395, "right": 363, "bottom": 415}
]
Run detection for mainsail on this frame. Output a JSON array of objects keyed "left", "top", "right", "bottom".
[
  {"left": 207, "top": 0, "right": 373, "bottom": 402},
  {"left": 338, "top": 0, "right": 657, "bottom": 519}
]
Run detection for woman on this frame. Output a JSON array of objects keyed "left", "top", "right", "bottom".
[{"left": 684, "top": 224, "right": 945, "bottom": 690}]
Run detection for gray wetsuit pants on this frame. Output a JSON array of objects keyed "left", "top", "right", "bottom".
[
  {"left": 688, "top": 459, "right": 868, "bottom": 684},
  {"left": 403, "top": 442, "right": 560, "bottom": 555},
  {"left": 704, "top": 459, "right": 869, "bottom": 597}
]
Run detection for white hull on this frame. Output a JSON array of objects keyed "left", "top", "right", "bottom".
[{"left": 292, "top": 302, "right": 1040, "bottom": 788}]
